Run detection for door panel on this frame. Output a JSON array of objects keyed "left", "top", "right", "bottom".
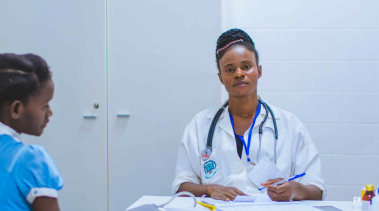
[
  {"left": 107, "top": 0, "right": 221, "bottom": 210},
  {"left": 0, "top": 1, "right": 107, "bottom": 211}
]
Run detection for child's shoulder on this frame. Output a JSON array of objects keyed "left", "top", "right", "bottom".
[
  {"left": 20, "top": 144, "right": 50, "bottom": 160},
  {"left": 3, "top": 143, "right": 64, "bottom": 204},
  {"left": 15, "top": 144, "right": 57, "bottom": 172},
  {"left": 13, "top": 143, "right": 64, "bottom": 192},
  {"left": 0, "top": 138, "right": 58, "bottom": 177},
  {"left": 0, "top": 136, "right": 48, "bottom": 171}
]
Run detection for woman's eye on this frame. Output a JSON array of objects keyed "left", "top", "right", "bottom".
[
  {"left": 243, "top": 65, "right": 250, "bottom": 69},
  {"left": 226, "top": 69, "right": 233, "bottom": 73}
]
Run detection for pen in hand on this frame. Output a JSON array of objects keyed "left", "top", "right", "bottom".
[{"left": 258, "top": 173, "right": 306, "bottom": 191}]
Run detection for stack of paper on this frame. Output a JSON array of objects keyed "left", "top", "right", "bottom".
[
  {"left": 201, "top": 194, "right": 272, "bottom": 206},
  {"left": 217, "top": 203, "right": 321, "bottom": 211},
  {"left": 200, "top": 195, "right": 320, "bottom": 211}
]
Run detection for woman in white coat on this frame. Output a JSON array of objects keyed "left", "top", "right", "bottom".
[{"left": 172, "top": 29, "right": 326, "bottom": 201}]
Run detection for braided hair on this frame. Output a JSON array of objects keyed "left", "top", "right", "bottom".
[
  {"left": 215, "top": 28, "right": 259, "bottom": 72},
  {"left": 0, "top": 53, "right": 51, "bottom": 108}
]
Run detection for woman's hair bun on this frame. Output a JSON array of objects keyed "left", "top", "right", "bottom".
[
  {"left": 215, "top": 28, "right": 259, "bottom": 71},
  {"left": 216, "top": 28, "right": 254, "bottom": 51}
]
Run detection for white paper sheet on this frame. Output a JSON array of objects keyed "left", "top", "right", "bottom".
[
  {"left": 217, "top": 203, "right": 320, "bottom": 211},
  {"left": 247, "top": 157, "right": 286, "bottom": 188},
  {"left": 233, "top": 195, "right": 256, "bottom": 202},
  {"left": 200, "top": 194, "right": 297, "bottom": 208}
]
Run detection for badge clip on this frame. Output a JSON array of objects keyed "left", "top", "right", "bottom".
[{"left": 201, "top": 147, "right": 212, "bottom": 161}]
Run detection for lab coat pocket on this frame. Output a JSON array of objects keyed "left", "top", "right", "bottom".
[{"left": 199, "top": 150, "right": 221, "bottom": 184}]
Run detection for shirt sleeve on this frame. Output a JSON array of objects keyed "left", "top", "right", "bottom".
[
  {"left": 14, "top": 145, "right": 64, "bottom": 204},
  {"left": 172, "top": 123, "right": 202, "bottom": 195},
  {"left": 292, "top": 118, "right": 327, "bottom": 200}
]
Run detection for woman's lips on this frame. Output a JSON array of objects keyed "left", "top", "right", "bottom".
[{"left": 234, "top": 81, "right": 248, "bottom": 87}]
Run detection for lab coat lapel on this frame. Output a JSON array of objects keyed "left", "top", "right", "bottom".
[
  {"left": 217, "top": 110, "right": 235, "bottom": 139},
  {"left": 208, "top": 101, "right": 278, "bottom": 138},
  {"left": 254, "top": 109, "right": 264, "bottom": 129}
]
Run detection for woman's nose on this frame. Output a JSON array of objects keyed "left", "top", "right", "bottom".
[{"left": 234, "top": 68, "right": 245, "bottom": 78}]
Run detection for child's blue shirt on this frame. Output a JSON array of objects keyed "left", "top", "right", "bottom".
[{"left": 0, "top": 122, "right": 63, "bottom": 210}]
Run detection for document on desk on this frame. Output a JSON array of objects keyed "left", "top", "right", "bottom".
[
  {"left": 200, "top": 194, "right": 297, "bottom": 208},
  {"left": 247, "top": 157, "right": 286, "bottom": 189},
  {"left": 217, "top": 203, "right": 320, "bottom": 211},
  {"left": 201, "top": 195, "right": 258, "bottom": 206}
]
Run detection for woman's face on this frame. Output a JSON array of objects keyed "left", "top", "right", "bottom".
[{"left": 218, "top": 45, "right": 262, "bottom": 98}]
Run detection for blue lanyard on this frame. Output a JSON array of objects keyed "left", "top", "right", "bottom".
[{"left": 229, "top": 102, "right": 261, "bottom": 162}]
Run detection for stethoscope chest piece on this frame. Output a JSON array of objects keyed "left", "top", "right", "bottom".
[{"left": 200, "top": 147, "right": 212, "bottom": 161}]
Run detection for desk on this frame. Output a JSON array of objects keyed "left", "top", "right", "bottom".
[{"left": 127, "top": 196, "right": 354, "bottom": 211}]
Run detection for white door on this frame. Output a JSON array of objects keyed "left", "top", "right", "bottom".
[
  {"left": 0, "top": 1, "right": 108, "bottom": 211},
  {"left": 107, "top": 0, "right": 221, "bottom": 210}
]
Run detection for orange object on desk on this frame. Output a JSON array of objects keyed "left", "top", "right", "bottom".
[{"left": 362, "top": 184, "right": 376, "bottom": 211}]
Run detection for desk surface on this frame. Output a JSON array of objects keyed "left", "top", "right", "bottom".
[{"left": 127, "top": 196, "right": 354, "bottom": 211}]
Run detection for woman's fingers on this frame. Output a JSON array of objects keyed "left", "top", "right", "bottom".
[
  {"left": 222, "top": 190, "right": 239, "bottom": 201},
  {"left": 217, "top": 195, "right": 230, "bottom": 201},
  {"left": 232, "top": 187, "right": 245, "bottom": 195},
  {"left": 210, "top": 186, "right": 245, "bottom": 201},
  {"left": 223, "top": 195, "right": 230, "bottom": 201},
  {"left": 213, "top": 193, "right": 230, "bottom": 201},
  {"left": 267, "top": 182, "right": 292, "bottom": 201},
  {"left": 225, "top": 193, "right": 236, "bottom": 201},
  {"left": 267, "top": 183, "right": 287, "bottom": 194},
  {"left": 268, "top": 190, "right": 287, "bottom": 201},
  {"left": 261, "top": 177, "right": 285, "bottom": 186},
  {"left": 267, "top": 185, "right": 279, "bottom": 193}
]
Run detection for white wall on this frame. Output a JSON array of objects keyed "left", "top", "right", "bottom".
[
  {"left": 222, "top": 0, "right": 379, "bottom": 201},
  {"left": 107, "top": 0, "right": 221, "bottom": 209}
]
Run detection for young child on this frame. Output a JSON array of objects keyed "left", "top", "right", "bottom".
[{"left": 0, "top": 53, "right": 63, "bottom": 211}]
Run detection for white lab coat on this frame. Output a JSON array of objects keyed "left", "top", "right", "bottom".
[{"left": 172, "top": 101, "right": 326, "bottom": 199}]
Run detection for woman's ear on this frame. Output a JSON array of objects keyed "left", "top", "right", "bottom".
[
  {"left": 218, "top": 73, "right": 224, "bottom": 84},
  {"left": 258, "top": 65, "right": 262, "bottom": 79},
  {"left": 10, "top": 100, "right": 24, "bottom": 119}
]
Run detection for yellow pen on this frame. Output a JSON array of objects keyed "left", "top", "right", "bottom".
[{"left": 197, "top": 201, "right": 216, "bottom": 210}]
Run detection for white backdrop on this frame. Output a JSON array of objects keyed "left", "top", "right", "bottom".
[{"left": 222, "top": 0, "right": 379, "bottom": 201}]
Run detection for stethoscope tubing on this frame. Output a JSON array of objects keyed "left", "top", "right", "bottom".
[
  {"left": 258, "top": 100, "right": 278, "bottom": 164},
  {"left": 206, "top": 101, "right": 228, "bottom": 150},
  {"left": 206, "top": 99, "right": 278, "bottom": 164}
]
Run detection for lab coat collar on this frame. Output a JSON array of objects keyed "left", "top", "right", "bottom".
[
  {"left": 218, "top": 107, "right": 234, "bottom": 138},
  {"left": 206, "top": 100, "right": 280, "bottom": 137},
  {"left": 255, "top": 101, "right": 280, "bottom": 130},
  {"left": 204, "top": 104, "right": 235, "bottom": 138},
  {"left": 0, "top": 121, "right": 22, "bottom": 142}
]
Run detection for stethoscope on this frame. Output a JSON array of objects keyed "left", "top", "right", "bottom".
[{"left": 200, "top": 98, "right": 279, "bottom": 165}]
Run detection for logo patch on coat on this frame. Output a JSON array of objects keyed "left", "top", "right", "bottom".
[{"left": 204, "top": 160, "right": 218, "bottom": 179}]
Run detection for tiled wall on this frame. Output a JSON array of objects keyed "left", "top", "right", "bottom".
[{"left": 221, "top": 0, "right": 379, "bottom": 201}]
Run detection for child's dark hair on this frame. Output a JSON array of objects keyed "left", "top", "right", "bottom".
[
  {"left": 215, "top": 28, "right": 259, "bottom": 71},
  {"left": 0, "top": 53, "right": 51, "bottom": 108}
]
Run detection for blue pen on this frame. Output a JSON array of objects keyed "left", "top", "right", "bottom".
[{"left": 258, "top": 173, "right": 306, "bottom": 191}]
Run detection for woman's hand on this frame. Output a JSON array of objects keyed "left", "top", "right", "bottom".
[
  {"left": 262, "top": 178, "right": 294, "bottom": 201},
  {"left": 261, "top": 178, "right": 323, "bottom": 201},
  {"left": 206, "top": 185, "right": 246, "bottom": 201}
]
